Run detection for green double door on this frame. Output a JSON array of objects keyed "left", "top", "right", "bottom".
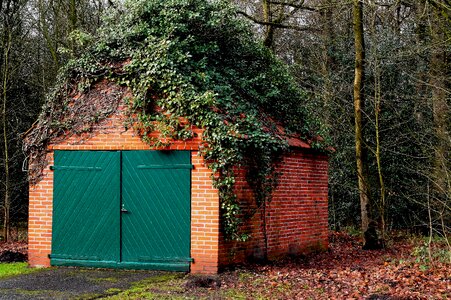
[{"left": 51, "top": 150, "right": 191, "bottom": 271}]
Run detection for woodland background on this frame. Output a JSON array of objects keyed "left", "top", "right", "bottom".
[{"left": 0, "top": 0, "right": 449, "bottom": 245}]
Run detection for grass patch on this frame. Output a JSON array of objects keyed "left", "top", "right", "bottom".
[
  {"left": 88, "top": 276, "right": 119, "bottom": 283},
  {"left": 0, "top": 288, "right": 43, "bottom": 296},
  {"left": 0, "top": 262, "right": 42, "bottom": 279},
  {"left": 102, "top": 273, "right": 190, "bottom": 300},
  {"left": 104, "top": 288, "right": 122, "bottom": 294},
  {"left": 0, "top": 288, "right": 71, "bottom": 300},
  {"left": 221, "top": 289, "right": 248, "bottom": 299}
]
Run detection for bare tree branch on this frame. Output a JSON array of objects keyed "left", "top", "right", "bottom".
[
  {"left": 237, "top": 11, "right": 318, "bottom": 31},
  {"left": 270, "top": 0, "right": 317, "bottom": 11}
]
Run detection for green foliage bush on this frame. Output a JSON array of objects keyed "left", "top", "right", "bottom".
[{"left": 26, "top": 0, "right": 323, "bottom": 240}]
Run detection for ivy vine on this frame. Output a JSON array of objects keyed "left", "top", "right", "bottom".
[{"left": 24, "top": 0, "right": 325, "bottom": 241}]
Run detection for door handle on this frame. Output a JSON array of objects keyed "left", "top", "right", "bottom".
[{"left": 121, "top": 204, "right": 129, "bottom": 213}]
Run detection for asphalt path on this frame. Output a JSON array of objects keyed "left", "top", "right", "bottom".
[{"left": 0, "top": 267, "right": 165, "bottom": 299}]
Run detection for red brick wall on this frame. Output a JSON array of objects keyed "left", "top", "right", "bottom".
[
  {"left": 28, "top": 98, "right": 220, "bottom": 273},
  {"left": 190, "top": 154, "right": 220, "bottom": 273},
  {"left": 219, "top": 150, "right": 329, "bottom": 267},
  {"left": 28, "top": 152, "right": 54, "bottom": 267}
]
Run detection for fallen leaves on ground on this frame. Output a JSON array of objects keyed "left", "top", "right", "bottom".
[
  {"left": 1, "top": 234, "right": 449, "bottom": 299},
  {"left": 209, "top": 232, "right": 450, "bottom": 300},
  {"left": 0, "top": 242, "right": 27, "bottom": 262},
  {"left": 185, "top": 232, "right": 449, "bottom": 300}
]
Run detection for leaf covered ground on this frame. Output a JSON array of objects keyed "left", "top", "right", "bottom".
[
  {"left": 0, "top": 233, "right": 449, "bottom": 299},
  {"left": 102, "top": 232, "right": 450, "bottom": 299},
  {"left": 0, "top": 242, "right": 27, "bottom": 263},
  {"left": 188, "top": 232, "right": 449, "bottom": 300}
]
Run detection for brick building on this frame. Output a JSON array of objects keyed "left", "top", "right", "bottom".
[{"left": 28, "top": 81, "right": 328, "bottom": 274}]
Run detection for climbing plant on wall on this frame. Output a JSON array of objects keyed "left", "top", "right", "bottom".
[{"left": 24, "top": 0, "right": 325, "bottom": 241}]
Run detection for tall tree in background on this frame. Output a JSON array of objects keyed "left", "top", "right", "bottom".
[
  {"left": 416, "top": 0, "right": 450, "bottom": 241},
  {"left": 429, "top": 0, "right": 449, "bottom": 222},
  {"left": 0, "top": 0, "right": 116, "bottom": 241},
  {"left": 352, "top": 0, "right": 374, "bottom": 247},
  {"left": 35, "top": 0, "right": 114, "bottom": 82},
  {"left": 1, "top": 0, "right": 14, "bottom": 242},
  {"left": 0, "top": 0, "right": 32, "bottom": 241},
  {"left": 235, "top": 0, "right": 449, "bottom": 241}
]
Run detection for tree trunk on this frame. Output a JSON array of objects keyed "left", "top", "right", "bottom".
[
  {"left": 430, "top": 24, "right": 450, "bottom": 241},
  {"left": 353, "top": 0, "right": 374, "bottom": 248},
  {"left": 1, "top": 30, "right": 11, "bottom": 242},
  {"left": 430, "top": 28, "right": 449, "bottom": 204},
  {"left": 69, "top": 0, "right": 77, "bottom": 31},
  {"left": 262, "top": 0, "right": 274, "bottom": 49},
  {"left": 38, "top": 0, "right": 59, "bottom": 68},
  {"left": 319, "top": 2, "right": 334, "bottom": 130},
  {"left": 369, "top": 1, "right": 386, "bottom": 244},
  {"left": 69, "top": 0, "right": 77, "bottom": 53}
]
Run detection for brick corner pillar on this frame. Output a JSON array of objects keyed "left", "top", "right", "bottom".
[
  {"left": 28, "top": 152, "right": 54, "bottom": 268},
  {"left": 190, "top": 152, "right": 220, "bottom": 274}
]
